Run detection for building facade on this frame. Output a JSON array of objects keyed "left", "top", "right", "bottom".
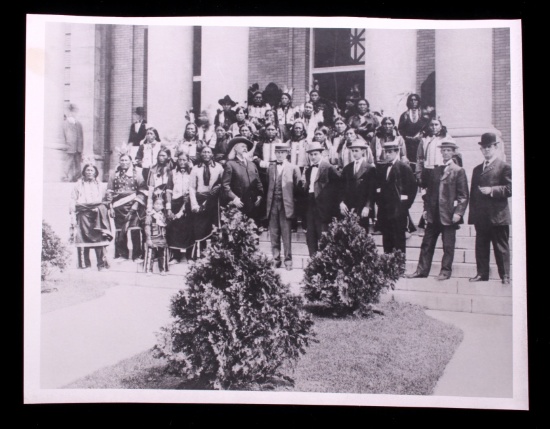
[{"left": 43, "top": 23, "right": 511, "bottom": 182}]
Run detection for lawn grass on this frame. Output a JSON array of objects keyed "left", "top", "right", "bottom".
[{"left": 64, "top": 300, "right": 463, "bottom": 394}]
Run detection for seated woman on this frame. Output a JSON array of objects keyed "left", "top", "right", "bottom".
[
  {"left": 135, "top": 127, "right": 162, "bottom": 181},
  {"left": 347, "top": 98, "right": 379, "bottom": 143},
  {"left": 228, "top": 107, "right": 257, "bottom": 138},
  {"left": 212, "top": 125, "right": 231, "bottom": 165},
  {"left": 166, "top": 152, "right": 194, "bottom": 263},
  {"left": 371, "top": 117, "right": 407, "bottom": 166},
  {"left": 106, "top": 151, "right": 148, "bottom": 262},
  {"left": 311, "top": 126, "right": 333, "bottom": 162},
  {"left": 175, "top": 122, "right": 205, "bottom": 165},
  {"left": 188, "top": 146, "right": 224, "bottom": 258},
  {"left": 69, "top": 162, "right": 113, "bottom": 271},
  {"left": 336, "top": 127, "right": 374, "bottom": 170}
]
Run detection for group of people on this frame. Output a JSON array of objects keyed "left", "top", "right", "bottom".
[{"left": 68, "top": 90, "right": 512, "bottom": 284}]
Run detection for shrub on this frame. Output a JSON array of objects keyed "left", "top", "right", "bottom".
[
  {"left": 154, "top": 207, "right": 315, "bottom": 389},
  {"left": 41, "top": 220, "right": 70, "bottom": 281},
  {"left": 302, "top": 212, "right": 405, "bottom": 317}
]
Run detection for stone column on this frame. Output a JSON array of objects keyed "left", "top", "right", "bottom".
[
  {"left": 69, "top": 24, "right": 98, "bottom": 160},
  {"left": 364, "top": 29, "right": 417, "bottom": 121},
  {"left": 147, "top": 26, "right": 194, "bottom": 144},
  {"left": 43, "top": 22, "right": 67, "bottom": 182},
  {"left": 435, "top": 28, "right": 502, "bottom": 176},
  {"left": 201, "top": 26, "right": 249, "bottom": 124}
]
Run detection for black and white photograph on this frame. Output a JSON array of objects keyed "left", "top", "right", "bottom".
[{"left": 24, "top": 15, "right": 527, "bottom": 410}]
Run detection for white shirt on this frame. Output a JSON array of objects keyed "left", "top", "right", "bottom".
[
  {"left": 354, "top": 159, "right": 362, "bottom": 174},
  {"left": 386, "top": 159, "right": 397, "bottom": 179},
  {"left": 309, "top": 164, "right": 319, "bottom": 193},
  {"left": 483, "top": 155, "right": 498, "bottom": 170}
]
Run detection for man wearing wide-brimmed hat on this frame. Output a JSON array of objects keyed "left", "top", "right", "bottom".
[
  {"left": 406, "top": 140, "right": 469, "bottom": 281},
  {"left": 468, "top": 132, "right": 512, "bottom": 284},
  {"left": 265, "top": 144, "right": 301, "bottom": 270},
  {"left": 221, "top": 137, "right": 263, "bottom": 218},
  {"left": 339, "top": 138, "right": 377, "bottom": 231},
  {"left": 128, "top": 106, "right": 147, "bottom": 147},
  {"left": 301, "top": 141, "right": 341, "bottom": 256},
  {"left": 214, "top": 95, "right": 238, "bottom": 129},
  {"left": 376, "top": 141, "right": 418, "bottom": 256}
]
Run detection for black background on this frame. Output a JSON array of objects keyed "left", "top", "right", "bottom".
[{"left": 14, "top": 1, "right": 542, "bottom": 427}]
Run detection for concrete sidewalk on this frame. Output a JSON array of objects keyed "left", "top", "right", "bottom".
[{"left": 40, "top": 266, "right": 512, "bottom": 397}]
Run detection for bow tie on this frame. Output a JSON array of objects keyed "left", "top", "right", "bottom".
[
  {"left": 311, "top": 164, "right": 319, "bottom": 168},
  {"left": 276, "top": 162, "right": 283, "bottom": 165}
]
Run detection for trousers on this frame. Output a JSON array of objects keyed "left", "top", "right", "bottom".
[
  {"left": 269, "top": 197, "right": 292, "bottom": 262},
  {"left": 474, "top": 224, "right": 510, "bottom": 279},
  {"left": 416, "top": 221, "right": 457, "bottom": 276}
]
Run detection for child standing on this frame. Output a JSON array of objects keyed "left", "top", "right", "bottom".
[{"left": 144, "top": 198, "right": 169, "bottom": 275}]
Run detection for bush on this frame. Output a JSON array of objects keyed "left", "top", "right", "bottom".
[
  {"left": 154, "top": 207, "right": 315, "bottom": 389},
  {"left": 41, "top": 220, "right": 70, "bottom": 281},
  {"left": 302, "top": 212, "right": 405, "bottom": 317}
]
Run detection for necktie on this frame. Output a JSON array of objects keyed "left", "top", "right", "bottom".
[
  {"left": 484, "top": 161, "right": 490, "bottom": 171},
  {"left": 354, "top": 161, "right": 360, "bottom": 174},
  {"left": 203, "top": 163, "right": 211, "bottom": 186}
]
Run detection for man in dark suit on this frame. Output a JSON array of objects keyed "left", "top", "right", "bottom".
[
  {"left": 406, "top": 141, "right": 469, "bottom": 280},
  {"left": 266, "top": 144, "right": 301, "bottom": 270},
  {"left": 468, "top": 132, "right": 512, "bottom": 284},
  {"left": 128, "top": 106, "right": 147, "bottom": 149},
  {"left": 222, "top": 137, "right": 263, "bottom": 219},
  {"left": 376, "top": 142, "right": 418, "bottom": 255},
  {"left": 339, "top": 139, "right": 377, "bottom": 231},
  {"left": 301, "top": 141, "right": 341, "bottom": 256}
]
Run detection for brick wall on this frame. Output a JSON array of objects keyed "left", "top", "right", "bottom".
[
  {"left": 416, "top": 30, "right": 435, "bottom": 108},
  {"left": 108, "top": 25, "right": 135, "bottom": 174},
  {"left": 248, "top": 27, "right": 309, "bottom": 107},
  {"left": 492, "top": 28, "right": 512, "bottom": 163}
]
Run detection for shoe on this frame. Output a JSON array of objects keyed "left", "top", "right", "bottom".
[
  {"left": 284, "top": 261, "right": 293, "bottom": 271},
  {"left": 436, "top": 273, "right": 450, "bottom": 281},
  {"left": 405, "top": 232, "right": 412, "bottom": 239},
  {"left": 502, "top": 276, "right": 511, "bottom": 285},
  {"left": 273, "top": 259, "right": 282, "bottom": 268},
  {"left": 168, "top": 259, "right": 180, "bottom": 265},
  {"left": 160, "top": 271, "right": 167, "bottom": 276},
  {"left": 134, "top": 258, "right": 144, "bottom": 263},
  {"left": 469, "top": 275, "right": 489, "bottom": 282},
  {"left": 405, "top": 271, "right": 427, "bottom": 279},
  {"left": 146, "top": 272, "right": 153, "bottom": 276}
]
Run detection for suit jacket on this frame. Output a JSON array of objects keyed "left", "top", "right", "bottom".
[
  {"left": 63, "top": 118, "right": 84, "bottom": 154},
  {"left": 341, "top": 159, "right": 377, "bottom": 214},
  {"left": 222, "top": 157, "right": 264, "bottom": 215},
  {"left": 424, "top": 162, "right": 469, "bottom": 225},
  {"left": 266, "top": 161, "right": 301, "bottom": 219},
  {"left": 377, "top": 160, "right": 418, "bottom": 220},
  {"left": 302, "top": 160, "right": 341, "bottom": 223},
  {"left": 468, "top": 158, "right": 512, "bottom": 226},
  {"left": 214, "top": 110, "right": 237, "bottom": 129},
  {"left": 128, "top": 121, "right": 147, "bottom": 146}
]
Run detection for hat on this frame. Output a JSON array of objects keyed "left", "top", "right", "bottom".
[
  {"left": 218, "top": 95, "right": 237, "bottom": 107},
  {"left": 306, "top": 141, "right": 325, "bottom": 153},
  {"left": 348, "top": 139, "right": 369, "bottom": 150},
  {"left": 478, "top": 132, "right": 498, "bottom": 146},
  {"left": 274, "top": 143, "right": 291, "bottom": 152},
  {"left": 252, "top": 90, "right": 263, "bottom": 97},
  {"left": 227, "top": 137, "right": 253, "bottom": 153},
  {"left": 134, "top": 106, "right": 145, "bottom": 116},
  {"left": 437, "top": 140, "right": 459, "bottom": 150},
  {"left": 382, "top": 142, "right": 399, "bottom": 151}
]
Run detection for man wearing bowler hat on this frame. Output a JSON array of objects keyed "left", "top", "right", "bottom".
[
  {"left": 339, "top": 138, "right": 377, "bottom": 231},
  {"left": 222, "top": 137, "right": 263, "bottom": 219},
  {"left": 376, "top": 141, "right": 418, "bottom": 256},
  {"left": 406, "top": 140, "right": 469, "bottom": 280},
  {"left": 215, "top": 95, "right": 238, "bottom": 129},
  {"left": 301, "top": 141, "right": 341, "bottom": 256},
  {"left": 468, "top": 132, "right": 512, "bottom": 284},
  {"left": 128, "top": 107, "right": 147, "bottom": 158},
  {"left": 266, "top": 143, "right": 301, "bottom": 270}
]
